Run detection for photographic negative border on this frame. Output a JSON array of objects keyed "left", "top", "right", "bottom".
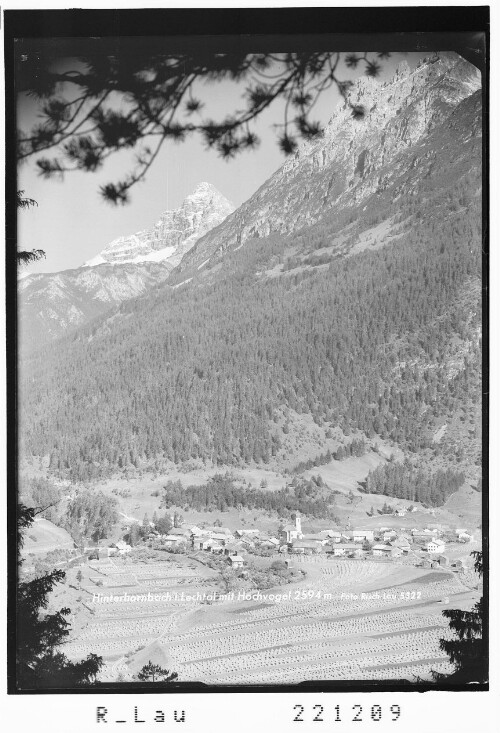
[{"left": 4, "top": 5, "right": 490, "bottom": 695}]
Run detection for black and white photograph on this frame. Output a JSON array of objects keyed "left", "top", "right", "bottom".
[{"left": 5, "top": 6, "right": 489, "bottom": 702}]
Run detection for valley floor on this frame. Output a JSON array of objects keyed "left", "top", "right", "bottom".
[{"left": 59, "top": 554, "right": 480, "bottom": 685}]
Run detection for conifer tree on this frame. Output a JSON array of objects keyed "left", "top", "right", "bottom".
[
  {"left": 16, "top": 504, "right": 103, "bottom": 689},
  {"left": 137, "top": 661, "right": 178, "bottom": 683},
  {"left": 434, "top": 551, "right": 486, "bottom": 684}
]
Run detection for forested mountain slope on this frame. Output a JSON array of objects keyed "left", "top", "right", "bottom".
[{"left": 19, "top": 77, "right": 482, "bottom": 485}]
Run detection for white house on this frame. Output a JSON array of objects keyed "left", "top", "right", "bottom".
[
  {"left": 351, "top": 529, "right": 375, "bottom": 542},
  {"left": 426, "top": 539, "right": 446, "bottom": 554},
  {"left": 372, "top": 544, "right": 390, "bottom": 557},
  {"left": 392, "top": 536, "right": 411, "bottom": 550},
  {"left": 301, "top": 533, "right": 328, "bottom": 545},
  {"left": 321, "top": 530, "right": 342, "bottom": 542},
  {"left": 330, "top": 543, "right": 358, "bottom": 557},
  {"left": 229, "top": 555, "right": 245, "bottom": 569},
  {"left": 290, "top": 539, "right": 322, "bottom": 554},
  {"left": 235, "top": 528, "right": 260, "bottom": 538},
  {"left": 163, "top": 534, "right": 188, "bottom": 548},
  {"left": 111, "top": 540, "right": 131, "bottom": 555}
]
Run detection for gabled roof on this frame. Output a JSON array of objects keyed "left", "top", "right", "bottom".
[
  {"left": 332, "top": 543, "right": 359, "bottom": 550},
  {"left": 352, "top": 529, "right": 374, "bottom": 534},
  {"left": 235, "top": 528, "right": 259, "bottom": 535},
  {"left": 291, "top": 539, "right": 322, "bottom": 549},
  {"left": 225, "top": 542, "right": 243, "bottom": 551}
]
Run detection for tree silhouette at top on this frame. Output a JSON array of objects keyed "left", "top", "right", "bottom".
[{"left": 17, "top": 46, "right": 389, "bottom": 204}]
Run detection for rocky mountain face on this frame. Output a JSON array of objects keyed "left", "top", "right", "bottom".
[
  {"left": 19, "top": 183, "right": 234, "bottom": 352},
  {"left": 84, "top": 182, "right": 234, "bottom": 268},
  {"left": 18, "top": 262, "right": 172, "bottom": 353},
  {"left": 174, "top": 53, "right": 480, "bottom": 277}
]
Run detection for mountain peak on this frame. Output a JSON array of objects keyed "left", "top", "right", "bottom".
[
  {"left": 84, "top": 182, "right": 234, "bottom": 268},
  {"left": 192, "top": 181, "right": 219, "bottom": 194}
]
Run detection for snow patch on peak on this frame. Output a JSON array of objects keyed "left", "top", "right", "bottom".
[
  {"left": 83, "top": 182, "right": 235, "bottom": 269},
  {"left": 83, "top": 254, "right": 108, "bottom": 267}
]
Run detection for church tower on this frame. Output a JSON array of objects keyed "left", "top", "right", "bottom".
[{"left": 294, "top": 512, "right": 302, "bottom": 536}]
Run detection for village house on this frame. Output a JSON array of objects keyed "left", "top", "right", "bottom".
[
  {"left": 351, "top": 529, "right": 375, "bottom": 542},
  {"left": 383, "top": 530, "right": 397, "bottom": 542},
  {"left": 223, "top": 542, "right": 243, "bottom": 557},
  {"left": 258, "top": 538, "right": 279, "bottom": 550},
  {"left": 196, "top": 537, "right": 214, "bottom": 551},
  {"left": 209, "top": 543, "right": 225, "bottom": 555},
  {"left": 209, "top": 532, "right": 232, "bottom": 545},
  {"left": 437, "top": 555, "right": 449, "bottom": 566},
  {"left": 301, "top": 533, "right": 329, "bottom": 546},
  {"left": 371, "top": 545, "right": 403, "bottom": 558},
  {"left": 371, "top": 544, "right": 390, "bottom": 557},
  {"left": 204, "top": 527, "right": 233, "bottom": 538},
  {"left": 110, "top": 540, "right": 132, "bottom": 555},
  {"left": 329, "top": 543, "right": 359, "bottom": 557},
  {"left": 320, "top": 530, "right": 342, "bottom": 542},
  {"left": 228, "top": 555, "right": 245, "bottom": 569},
  {"left": 457, "top": 531, "right": 473, "bottom": 542},
  {"left": 290, "top": 539, "right": 322, "bottom": 554},
  {"left": 391, "top": 536, "right": 411, "bottom": 552},
  {"left": 238, "top": 536, "right": 256, "bottom": 550},
  {"left": 426, "top": 538, "right": 446, "bottom": 554},
  {"left": 412, "top": 528, "right": 433, "bottom": 537},
  {"left": 162, "top": 534, "right": 188, "bottom": 548},
  {"left": 234, "top": 528, "right": 260, "bottom": 538},
  {"left": 169, "top": 527, "right": 192, "bottom": 538}
]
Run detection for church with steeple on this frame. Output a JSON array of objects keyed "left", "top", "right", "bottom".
[{"left": 280, "top": 513, "right": 303, "bottom": 544}]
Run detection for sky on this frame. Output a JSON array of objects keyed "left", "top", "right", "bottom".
[{"left": 17, "top": 50, "right": 427, "bottom": 275}]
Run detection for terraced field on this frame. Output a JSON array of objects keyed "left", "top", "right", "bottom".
[
  {"left": 160, "top": 560, "right": 474, "bottom": 684},
  {"left": 63, "top": 556, "right": 476, "bottom": 684}
]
